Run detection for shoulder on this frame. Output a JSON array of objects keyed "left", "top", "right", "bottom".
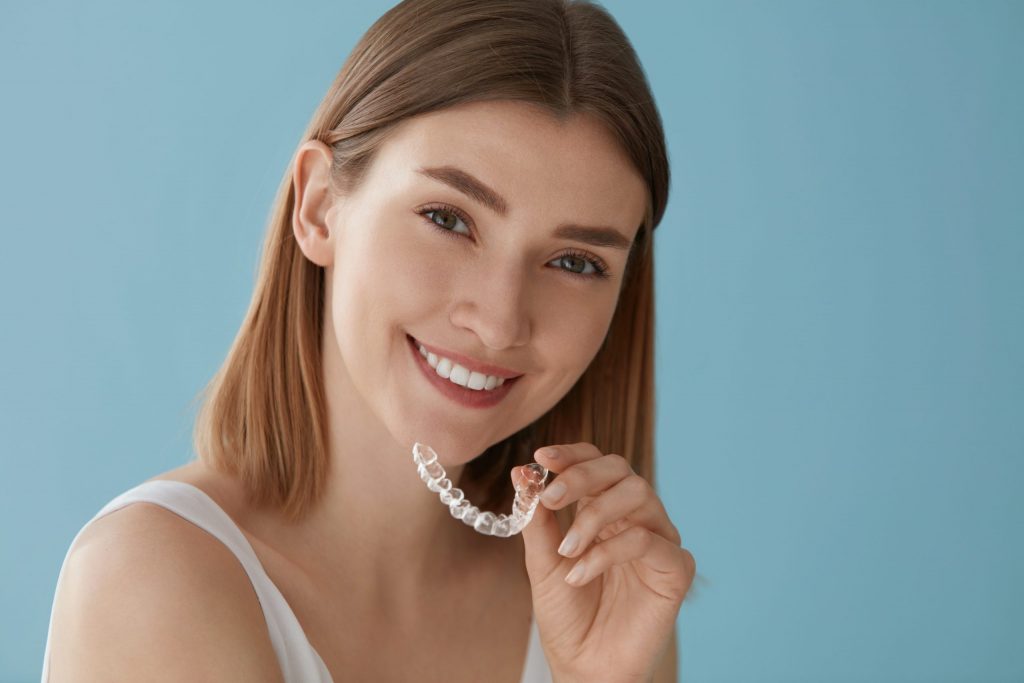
[{"left": 46, "top": 499, "right": 284, "bottom": 682}]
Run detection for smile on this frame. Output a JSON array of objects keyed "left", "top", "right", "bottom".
[{"left": 407, "top": 334, "right": 521, "bottom": 409}]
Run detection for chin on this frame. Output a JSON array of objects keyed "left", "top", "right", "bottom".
[{"left": 386, "top": 420, "right": 475, "bottom": 466}]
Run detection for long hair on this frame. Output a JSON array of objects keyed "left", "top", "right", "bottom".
[{"left": 191, "top": 0, "right": 669, "bottom": 536}]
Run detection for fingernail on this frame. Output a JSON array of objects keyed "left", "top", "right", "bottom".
[
  {"left": 541, "top": 481, "right": 566, "bottom": 505},
  {"left": 564, "top": 560, "right": 586, "bottom": 585},
  {"left": 558, "top": 530, "right": 579, "bottom": 557}
]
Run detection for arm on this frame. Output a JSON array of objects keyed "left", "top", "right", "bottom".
[
  {"left": 46, "top": 503, "right": 284, "bottom": 682},
  {"left": 651, "top": 624, "right": 678, "bottom": 683}
]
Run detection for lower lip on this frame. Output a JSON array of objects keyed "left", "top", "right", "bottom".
[{"left": 407, "top": 334, "right": 520, "bottom": 409}]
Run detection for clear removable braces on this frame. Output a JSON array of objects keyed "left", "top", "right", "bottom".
[{"left": 412, "top": 442, "right": 549, "bottom": 537}]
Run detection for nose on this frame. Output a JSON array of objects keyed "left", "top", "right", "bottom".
[{"left": 449, "top": 261, "right": 532, "bottom": 350}]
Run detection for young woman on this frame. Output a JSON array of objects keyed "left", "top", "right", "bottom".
[{"left": 41, "top": 0, "right": 695, "bottom": 681}]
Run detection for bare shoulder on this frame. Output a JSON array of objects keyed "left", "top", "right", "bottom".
[{"left": 47, "top": 500, "right": 284, "bottom": 683}]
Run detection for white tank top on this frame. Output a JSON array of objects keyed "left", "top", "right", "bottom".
[{"left": 40, "top": 479, "right": 553, "bottom": 683}]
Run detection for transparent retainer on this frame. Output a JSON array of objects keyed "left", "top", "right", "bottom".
[{"left": 412, "top": 442, "right": 549, "bottom": 537}]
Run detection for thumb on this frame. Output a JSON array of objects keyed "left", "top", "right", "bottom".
[{"left": 513, "top": 466, "right": 564, "bottom": 581}]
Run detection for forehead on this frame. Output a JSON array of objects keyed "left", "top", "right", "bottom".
[{"left": 364, "top": 99, "right": 648, "bottom": 238}]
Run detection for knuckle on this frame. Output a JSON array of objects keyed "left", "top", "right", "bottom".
[
  {"left": 607, "top": 452, "right": 628, "bottom": 469},
  {"left": 607, "top": 453, "right": 634, "bottom": 478},
  {"left": 627, "top": 525, "right": 651, "bottom": 545},
  {"left": 624, "top": 474, "right": 649, "bottom": 496},
  {"left": 575, "top": 498, "right": 603, "bottom": 526},
  {"left": 628, "top": 526, "right": 654, "bottom": 554}
]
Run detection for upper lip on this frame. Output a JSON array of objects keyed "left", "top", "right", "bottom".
[{"left": 409, "top": 335, "right": 523, "bottom": 379}]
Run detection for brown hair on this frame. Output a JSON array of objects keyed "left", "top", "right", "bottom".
[{"left": 191, "top": 0, "right": 669, "bottom": 534}]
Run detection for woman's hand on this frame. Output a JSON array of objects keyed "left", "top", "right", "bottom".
[{"left": 516, "top": 443, "right": 695, "bottom": 683}]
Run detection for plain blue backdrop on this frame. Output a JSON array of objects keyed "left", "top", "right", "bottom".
[{"left": 2, "top": 1, "right": 1021, "bottom": 681}]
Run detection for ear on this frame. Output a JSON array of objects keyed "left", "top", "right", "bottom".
[{"left": 292, "top": 139, "right": 339, "bottom": 267}]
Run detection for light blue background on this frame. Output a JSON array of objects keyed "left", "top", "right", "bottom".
[{"left": 2, "top": 1, "right": 1021, "bottom": 681}]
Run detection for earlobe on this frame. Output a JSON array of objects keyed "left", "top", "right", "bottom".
[{"left": 291, "top": 139, "right": 337, "bottom": 268}]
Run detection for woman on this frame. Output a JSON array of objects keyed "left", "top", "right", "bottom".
[{"left": 41, "top": 0, "right": 695, "bottom": 680}]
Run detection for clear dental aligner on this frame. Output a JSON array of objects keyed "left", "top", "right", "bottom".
[{"left": 412, "top": 442, "right": 549, "bottom": 537}]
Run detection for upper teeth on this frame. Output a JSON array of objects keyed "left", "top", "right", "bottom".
[{"left": 417, "top": 342, "right": 509, "bottom": 391}]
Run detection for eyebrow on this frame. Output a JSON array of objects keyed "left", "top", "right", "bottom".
[{"left": 415, "top": 164, "right": 634, "bottom": 251}]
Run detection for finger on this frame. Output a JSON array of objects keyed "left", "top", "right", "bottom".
[
  {"left": 555, "top": 474, "right": 681, "bottom": 559},
  {"left": 562, "top": 526, "right": 694, "bottom": 601},
  {"left": 533, "top": 442, "right": 606, "bottom": 476},
  {"left": 539, "top": 452, "right": 633, "bottom": 510}
]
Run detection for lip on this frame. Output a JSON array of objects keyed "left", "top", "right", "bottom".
[
  {"left": 409, "top": 335, "right": 522, "bottom": 379},
  {"left": 407, "top": 334, "right": 521, "bottom": 409}
]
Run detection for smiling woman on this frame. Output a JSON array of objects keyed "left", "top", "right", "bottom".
[
  {"left": 40, "top": 1, "right": 691, "bottom": 682},
  {"left": 291, "top": 98, "right": 651, "bottom": 474}
]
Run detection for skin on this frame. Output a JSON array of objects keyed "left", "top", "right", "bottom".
[
  {"left": 241, "top": 98, "right": 692, "bottom": 679},
  {"left": 520, "top": 445, "right": 694, "bottom": 682},
  {"left": 46, "top": 98, "right": 688, "bottom": 682}
]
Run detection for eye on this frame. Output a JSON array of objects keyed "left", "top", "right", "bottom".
[
  {"left": 419, "top": 205, "right": 472, "bottom": 238},
  {"left": 549, "top": 250, "right": 610, "bottom": 279},
  {"left": 416, "top": 203, "right": 611, "bottom": 281}
]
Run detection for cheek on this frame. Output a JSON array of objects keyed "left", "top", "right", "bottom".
[
  {"left": 331, "top": 216, "right": 454, "bottom": 342},
  {"left": 394, "top": 236, "right": 460, "bottom": 311},
  {"left": 536, "top": 289, "right": 619, "bottom": 377},
  {"left": 506, "top": 292, "right": 616, "bottom": 428}
]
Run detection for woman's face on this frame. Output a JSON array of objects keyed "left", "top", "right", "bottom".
[{"left": 310, "top": 99, "right": 647, "bottom": 463}]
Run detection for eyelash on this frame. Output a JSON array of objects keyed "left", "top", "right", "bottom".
[{"left": 416, "top": 203, "right": 611, "bottom": 280}]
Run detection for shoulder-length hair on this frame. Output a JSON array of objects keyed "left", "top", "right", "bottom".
[{"left": 191, "top": 0, "right": 669, "bottom": 533}]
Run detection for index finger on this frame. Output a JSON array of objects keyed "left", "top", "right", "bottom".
[{"left": 533, "top": 441, "right": 607, "bottom": 475}]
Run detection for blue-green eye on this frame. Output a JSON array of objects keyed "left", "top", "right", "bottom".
[
  {"left": 416, "top": 204, "right": 611, "bottom": 280},
  {"left": 422, "top": 206, "right": 471, "bottom": 237},
  {"left": 551, "top": 250, "right": 608, "bottom": 278}
]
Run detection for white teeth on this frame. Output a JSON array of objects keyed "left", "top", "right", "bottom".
[
  {"left": 449, "top": 364, "right": 470, "bottom": 387},
  {"left": 416, "top": 341, "right": 510, "bottom": 391}
]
